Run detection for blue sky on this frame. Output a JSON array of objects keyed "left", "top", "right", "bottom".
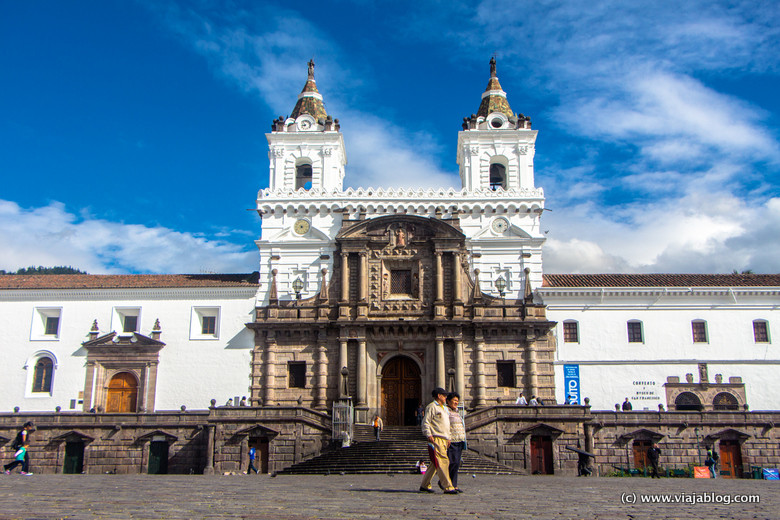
[{"left": 2, "top": 1, "right": 779, "bottom": 274}]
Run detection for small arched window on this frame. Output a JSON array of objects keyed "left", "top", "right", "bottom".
[
  {"left": 563, "top": 320, "right": 579, "bottom": 343},
  {"left": 691, "top": 320, "right": 708, "bottom": 343},
  {"left": 489, "top": 163, "right": 506, "bottom": 191},
  {"left": 674, "top": 391, "right": 703, "bottom": 411},
  {"left": 713, "top": 392, "right": 739, "bottom": 411},
  {"left": 627, "top": 320, "right": 643, "bottom": 343},
  {"left": 753, "top": 320, "right": 770, "bottom": 343},
  {"left": 32, "top": 357, "right": 54, "bottom": 393},
  {"left": 295, "top": 163, "right": 313, "bottom": 190}
]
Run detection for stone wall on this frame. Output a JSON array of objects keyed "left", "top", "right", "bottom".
[{"left": 0, "top": 406, "right": 331, "bottom": 475}]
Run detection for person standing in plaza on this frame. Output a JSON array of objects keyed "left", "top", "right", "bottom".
[
  {"left": 647, "top": 442, "right": 662, "bottom": 478},
  {"left": 446, "top": 392, "right": 466, "bottom": 493},
  {"left": 4, "top": 422, "right": 34, "bottom": 475},
  {"left": 419, "top": 388, "right": 457, "bottom": 494},
  {"left": 416, "top": 403, "right": 425, "bottom": 426},
  {"left": 247, "top": 445, "right": 258, "bottom": 474},
  {"left": 372, "top": 415, "right": 384, "bottom": 441}
]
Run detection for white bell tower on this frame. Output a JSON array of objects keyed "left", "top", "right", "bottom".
[
  {"left": 266, "top": 60, "right": 346, "bottom": 192},
  {"left": 456, "top": 57, "right": 538, "bottom": 193}
]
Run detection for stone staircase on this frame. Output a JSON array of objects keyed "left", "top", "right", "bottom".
[{"left": 279, "top": 425, "right": 519, "bottom": 475}]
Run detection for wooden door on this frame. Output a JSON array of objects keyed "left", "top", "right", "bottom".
[
  {"left": 530, "top": 435, "right": 554, "bottom": 475},
  {"left": 381, "top": 357, "right": 421, "bottom": 426},
  {"left": 249, "top": 438, "right": 270, "bottom": 474},
  {"left": 63, "top": 441, "right": 84, "bottom": 474},
  {"left": 106, "top": 372, "right": 138, "bottom": 413},
  {"left": 719, "top": 441, "right": 743, "bottom": 478},
  {"left": 633, "top": 440, "right": 652, "bottom": 469}
]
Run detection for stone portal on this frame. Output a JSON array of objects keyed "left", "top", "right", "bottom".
[{"left": 381, "top": 356, "right": 421, "bottom": 426}]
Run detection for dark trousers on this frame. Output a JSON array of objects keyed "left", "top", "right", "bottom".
[
  {"left": 649, "top": 459, "right": 660, "bottom": 478},
  {"left": 374, "top": 427, "right": 381, "bottom": 441},
  {"left": 447, "top": 441, "right": 465, "bottom": 488},
  {"left": 4, "top": 453, "right": 29, "bottom": 473},
  {"left": 248, "top": 460, "right": 258, "bottom": 474}
]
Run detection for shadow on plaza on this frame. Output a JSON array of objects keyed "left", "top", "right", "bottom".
[{"left": 350, "top": 488, "right": 427, "bottom": 494}]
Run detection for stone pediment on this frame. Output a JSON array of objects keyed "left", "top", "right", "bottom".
[
  {"left": 82, "top": 332, "right": 165, "bottom": 350},
  {"left": 134, "top": 430, "right": 178, "bottom": 444},
  {"left": 234, "top": 424, "right": 280, "bottom": 437},
  {"left": 618, "top": 428, "right": 664, "bottom": 442},
  {"left": 705, "top": 428, "right": 751, "bottom": 442},
  {"left": 471, "top": 222, "right": 531, "bottom": 240},
  {"left": 50, "top": 430, "right": 95, "bottom": 443},
  {"left": 515, "top": 422, "right": 565, "bottom": 437},
  {"left": 337, "top": 215, "right": 465, "bottom": 243}
]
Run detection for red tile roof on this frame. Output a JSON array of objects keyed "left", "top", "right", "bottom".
[
  {"left": 542, "top": 274, "right": 780, "bottom": 288},
  {"left": 0, "top": 273, "right": 259, "bottom": 290}
]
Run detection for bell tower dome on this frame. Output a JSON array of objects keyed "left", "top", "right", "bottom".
[
  {"left": 456, "top": 58, "right": 537, "bottom": 193},
  {"left": 265, "top": 60, "right": 347, "bottom": 192}
]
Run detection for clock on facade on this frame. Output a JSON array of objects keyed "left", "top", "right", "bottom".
[
  {"left": 491, "top": 217, "right": 509, "bottom": 234},
  {"left": 298, "top": 120, "right": 312, "bottom": 130},
  {"left": 294, "top": 219, "right": 311, "bottom": 235}
]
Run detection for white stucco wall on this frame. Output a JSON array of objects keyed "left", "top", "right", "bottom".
[
  {"left": 541, "top": 288, "right": 780, "bottom": 410},
  {"left": 0, "top": 287, "right": 257, "bottom": 412}
]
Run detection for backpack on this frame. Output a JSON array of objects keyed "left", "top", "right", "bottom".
[{"left": 11, "top": 430, "right": 25, "bottom": 450}]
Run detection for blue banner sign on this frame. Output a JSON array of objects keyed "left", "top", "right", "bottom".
[{"left": 563, "top": 364, "right": 580, "bottom": 405}]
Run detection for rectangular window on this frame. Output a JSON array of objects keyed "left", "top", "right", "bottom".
[
  {"left": 201, "top": 316, "right": 217, "bottom": 335},
  {"left": 390, "top": 270, "right": 412, "bottom": 295},
  {"left": 123, "top": 315, "right": 138, "bottom": 333},
  {"left": 496, "top": 361, "right": 516, "bottom": 387},
  {"left": 754, "top": 321, "right": 769, "bottom": 343},
  {"left": 563, "top": 322, "right": 579, "bottom": 343},
  {"left": 692, "top": 321, "right": 708, "bottom": 343},
  {"left": 627, "top": 322, "right": 643, "bottom": 343},
  {"left": 288, "top": 361, "right": 306, "bottom": 388},
  {"left": 44, "top": 316, "right": 60, "bottom": 336},
  {"left": 190, "top": 307, "right": 220, "bottom": 339}
]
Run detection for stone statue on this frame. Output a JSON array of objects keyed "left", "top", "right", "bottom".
[
  {"left": 308, "top": 59, "right": 315, "bottom": 79},
  {"left": 490, "top": 56, "right": 496, "bottom": 77}
]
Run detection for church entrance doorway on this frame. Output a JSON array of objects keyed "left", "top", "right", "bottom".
[
  {"left": 106, "top": 372, "right": 138, "bottom": 413},
  {"left": 719, "top": 441, "right": 743, "bottom": 478},
  {"left": 530, "top": 435, "right": 554, "bottom": 474},
  {"left": 381, "top": 356, "right": 421, "bottom": 426}
]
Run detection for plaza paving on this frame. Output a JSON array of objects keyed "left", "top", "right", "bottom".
[{"left": 0, "top": 473, "right": 777, "bottom": 519}]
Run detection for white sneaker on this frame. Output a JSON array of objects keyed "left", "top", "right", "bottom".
[{"left": 20, "top": 471, "right": 33, "bottom": 476}]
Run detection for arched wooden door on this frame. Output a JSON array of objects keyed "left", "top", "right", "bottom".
[
  {"left": 381, "top": 356, "right": 421, "bottom": 426},
  {"left": 106, "top": 372, "right": 138, "bottom": 413}
]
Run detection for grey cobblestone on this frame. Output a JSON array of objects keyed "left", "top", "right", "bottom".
[{"left": 0, "top": 474, "right": 776, "bottom": 519}]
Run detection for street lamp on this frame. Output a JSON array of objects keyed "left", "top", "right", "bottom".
[
  {"left": 494, "top": 275, "right": 507, "bottom": 298},
  {"left": 292, "top": 277, "right": 304, "bottom": 300}
]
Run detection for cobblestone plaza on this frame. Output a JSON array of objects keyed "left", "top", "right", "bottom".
[{"left": 0, "top": 474, "right": 776, "bottom": 519}]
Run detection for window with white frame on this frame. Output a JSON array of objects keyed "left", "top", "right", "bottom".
[
  {"left": 753, "top": 320, "right": 770, "bottom": 343},
  {"left": 25, "top": 351, "right": 57, "bottom": 397},
  {"left": 691, "top": 320, "right": 708, "bottom": 343},
  {"left": 191, "top": 307, "right": 220, "bottom": 339},
  {"left": 112, "top": 307, "right": 141, "bottom": 334},
  {"left": 31, "top": 307, "right": 62, "bottom": 340},
  {"left": 627, "top": 320, "right": 644, "bottom": 343}
]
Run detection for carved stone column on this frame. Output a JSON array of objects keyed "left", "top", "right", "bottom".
[
  {"left": 340, "top": 253, "right": 350, "bottom": 302},
  {"left": 203, "top": 424, "right": 216, "bottom": 475},
  {"left": 526, "top": 329, "right": 538, "bottom": 398},
  {"left": 315, "top": 331, "right": 328, "bottom": 409},
  {"left": 339, "top": 339, "right": 348, "bottom": 398},
  {"left": 359, "top": 252, "right": 367, "bottom": 301},
  {"left": 264, "top": 333, "right": 276, "bottom": 406},
  {"left": 357, "top": 338, "right": 367, "bottom": 406},
  {"left": 474, "top": 331, "right": 486, "bottom": 407},
  {"left": 453, "top": 252, "right": 462, "bottom": 302},
  {"left": 454, "top": 339, "right": 465, "bottom": 398},
  {"left": 435, "top": 252, "right": 444, "bottom": 301},
  {"left": 436, "top": 339, "right": 446, "bottom": 389}
]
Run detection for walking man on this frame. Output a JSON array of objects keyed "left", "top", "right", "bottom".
[
  {"left": 372, "top": 415, "right": 384, "bottom": 441},
  {"left": 647, "top": 442, "right": 662, "bottom": 478},
  {"left": 419, "top": 388, "right": 457, "bottom": 494},
  {"left": 4, "top": 422, "right": 34, "bottom": 475},
  {"left": 247, "top": 445, "right": 258, "bottom": 474},
  {"left": 446, "top": 392, "right": 466, "bottom": 493}
]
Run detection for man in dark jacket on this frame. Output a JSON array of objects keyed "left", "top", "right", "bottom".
[
  {"left": 622, "top": 398, "right": 633, "bottom": 411},
  {"left": 647, "top": 442, "right": 662, "bottom": 478}
]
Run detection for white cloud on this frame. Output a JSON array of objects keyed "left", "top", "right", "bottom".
[{"left": 0, "top": 200, "right": 255, "bottom": 274}]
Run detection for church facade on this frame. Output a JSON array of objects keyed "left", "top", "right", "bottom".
[{"left": 1, "top": 60, "right": 780, "bottom": 476}]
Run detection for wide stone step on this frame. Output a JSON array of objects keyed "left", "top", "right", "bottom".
[{"left": 279, "top": 439, "right": 519, "bottom": 475}]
